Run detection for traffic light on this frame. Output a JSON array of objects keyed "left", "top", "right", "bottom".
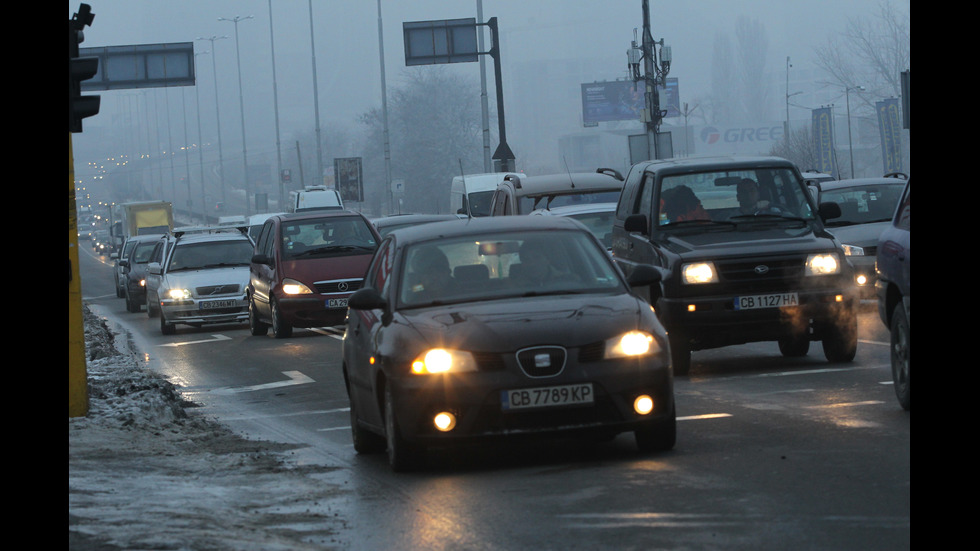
[{"left": 69, "top": 4, "right": 100, "bottom": 133}]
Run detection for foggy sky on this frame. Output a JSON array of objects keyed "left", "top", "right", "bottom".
[{"left": 71, "top": 0, "right": 908, "bottom": 184}]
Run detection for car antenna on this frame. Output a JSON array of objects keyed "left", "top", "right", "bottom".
[
  {"left": 459, "top": 159, "right": 472, "bottom": 219},
  {"left": 562, "top": 156, "right": 575, "bottom": 188}
]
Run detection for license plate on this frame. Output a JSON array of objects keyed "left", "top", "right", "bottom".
[
  {"left": 734, "top": 292, "right": 799, "bottom": 310},
  {"left": 327, "top": 298, "right": 348, "bottom": 308},
  {"left": 199, "top": 300, "right": 236, "bottom": 310},
  {"left": 501, "top": 383, "right": 594, "bottom": 411}
]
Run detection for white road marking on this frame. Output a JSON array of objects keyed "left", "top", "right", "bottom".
[
  {"left": 211, "top": 370, "right": 315, "bottom": 395},
  {"left": 158, "top": 334, "right": 232, "bottom": 347}
]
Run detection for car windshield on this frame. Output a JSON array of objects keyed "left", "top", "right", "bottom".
[
  {"left": 520, "top": 190, "right": 621, "bottom": 213},
  {"left": 167, "top": 240, "right": 253, "bottom": 271},
  {"left": 281, "top": 217, "right": 378, "bottom": 260},
  {"left": 657, "top": 167, "right": 814, "bottom": 228},
  {"left": 567, "top": 210, "right": 616, "bottom": 248},
  {"left": 820, "top": 183, "right": 904, "bottom": 227},
  {"left": 398, "top": 229, "right": 623, "bottom": 308},
  {"left": 131, "top": 241, "right": 157, "bottom": 263}
]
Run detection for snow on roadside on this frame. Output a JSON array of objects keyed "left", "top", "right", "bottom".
[{"left": 69, "top": 305, "right": 351, "bottom": 551}]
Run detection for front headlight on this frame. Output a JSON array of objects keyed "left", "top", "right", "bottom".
[
  {"left": 411, "top": 349, "right": 478, "bottom": 374},
  {"left": 805, "top": 253, "right": 841, "bottom": 276},
  {"left": 841, "top": 244, "right": 865, "bottom": 256},
  {"left": 681, "top": 262, "right": 718, "bottom": 284},
  {"left": 166, "top": 288, "right": 191, "bottom": 300},
  {"left": 604, "top": 331, "right": 659, "bottom": 359},
  {"left": 280, "top": 278, "right": 314, "bottom": 295}
]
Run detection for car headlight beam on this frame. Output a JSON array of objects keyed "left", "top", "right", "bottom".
[
  {"left": 281, "top": 278, "right": 314, "bottom": 295},
  {"left": 411, "top": 349, "right": 478, "bottom": 374},
  {"left": 165, "top": 288, "right": 191, "bottom": 300},
  {"left": 806, "top": 253, "right": 841, "bottom": 276},
  {"left": 605, "top": 331, "right": 659, "bottom": 359},
  {"left": 682, "top": 262, "right": 718, "bottom": 284}
]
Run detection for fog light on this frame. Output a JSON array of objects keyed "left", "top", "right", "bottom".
[
  {"left": 433, "top": 412, "right": 456, "bottom": 432},
  {"left": 856, "top": 274, "right": 868, "bottom": 286},
  {"left": 633, "top": 395, "right": 654, "bottom": 415}
]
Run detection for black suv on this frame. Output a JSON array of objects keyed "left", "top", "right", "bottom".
[{"left": 610, "top": 156, "right": 858, "bottom": 375}]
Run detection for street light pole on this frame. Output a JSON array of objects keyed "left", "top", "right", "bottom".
[
  {"left": 219, "top": 15, "right": 254, "bottom": 216},
  {"left": 845, "top": 85, "right": 865, "bottom": 178},
  {"left": 196, "top": 35, "right": 228, "bottom": 213}
]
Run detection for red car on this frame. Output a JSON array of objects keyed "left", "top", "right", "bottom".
[{"left": 248, "top": 211, "right": 381, "bottom": 338}]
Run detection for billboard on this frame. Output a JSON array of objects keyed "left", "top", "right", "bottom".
[
  {"left": 811, "top": 107, "right": 836, "bottom": 176},
  {"left": 877, "top": 98, "right": 903, "bottom": 174},
  {"left": 334, "top": 158, "right": 363, "bottom": 203},
  {"left": 581, "top": 81, "right": 644, "bottom": 124}
]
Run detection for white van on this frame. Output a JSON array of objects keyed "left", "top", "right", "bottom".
[
  {"left": 288, "top": 186, "right": 345, "bottom": 213},
  {"left": 450, "top": 172, "right": 523, "bottom": 217}
]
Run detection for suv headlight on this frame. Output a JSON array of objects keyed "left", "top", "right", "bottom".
[
  {"left": 604, "top": 331, "right": 659, "bottom": 358},
  {"left": 841, "top": 244, "right": 865, "bottom": 256},
  {"left": 280, "top": 278, "right": 314, "bottom": 295},
  {"left": 411, "top": 349, "right": 478, "bottom": 374},
  {"left": 805, "top": 253, "right": 841, "bottom": 276},
  {"left": 681, "top": 262, "right": 718, "bottom": 284}
]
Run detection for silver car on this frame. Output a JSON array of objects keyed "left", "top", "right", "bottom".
[{"left": 149, "top": 228, "right": 254, "bottom": 335}]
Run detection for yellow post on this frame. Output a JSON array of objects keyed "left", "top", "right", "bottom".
[{"left": 69, "top": 134, "right": 88, "bottom": 417}]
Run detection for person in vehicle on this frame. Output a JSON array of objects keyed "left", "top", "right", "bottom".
[
  {"left": 407, "top": 246, "right": 457, "bottom": 300},
  {"left": 736, "top": 178, "right": 780, "bottom": 214},
  {"left": 511, "top": 237, "right": 577, "bottom": 288},
  {"left": 662, "top": 185, "right": 710, "bottom": 223}
]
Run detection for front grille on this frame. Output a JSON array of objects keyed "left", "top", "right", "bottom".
[
  {"left": 196, "top": 284, "right": 240, "bottom": 296},
  {"left": 516, "top": 346, "right": 566, "bottom": 377},
  {"left": 314, "top": 279, "right": 363, "bottom": 295},
  {"left": 577, "top": 341, "right": 605, "bottom": 363},
  {"left": 716, "top": 255, "right": 805, "bottom": 284}
]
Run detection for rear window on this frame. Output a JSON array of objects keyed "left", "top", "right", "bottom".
[{"left": 519, "top": 190, "right": 621, "bottom": 213}]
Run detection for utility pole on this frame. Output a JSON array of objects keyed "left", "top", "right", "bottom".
[{"left": 631, "top": 0, "right": 671, "bottom": 161}]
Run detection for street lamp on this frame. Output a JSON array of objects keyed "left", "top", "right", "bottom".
[
  {"left": 845, "top": 85, "right": 865, "bottom": 178},
  {"left": 196, "top": 35, "right": 228, "bottom": 214},
  {"left": 218, "top": 14, "right": 254, "bottom": 216}
]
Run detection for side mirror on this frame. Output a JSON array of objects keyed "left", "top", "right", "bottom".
[
  {"left": 348, "top": 288, "right": 387, "bottom": 310},
  {"left": 818, "top": 201, "right": 842, "bottom": 221},
  {"left": 251, "top": 254, "right": 273, "bottom": 266},
  {"left": 118, "top": 259, "right": 130, "bottom": 269},
  {"left": 147, "top": 262, "right": 161, "bottom": 275},
  {"left": 627, "top": 264, "right": 664, "bottom": 287},
  {"left": 624, "top": 213, "right": 648, "bottom": 235}
]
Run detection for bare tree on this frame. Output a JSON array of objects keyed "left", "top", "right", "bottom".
[
  {"left": 815, "top": 1, "right": 909, "bottom": 105},
  {"left": 769, "top": 125, "right": 820, "bottom": 173},
  {"left": 709, "top": 17, "right": 771, "bottom": 123}
]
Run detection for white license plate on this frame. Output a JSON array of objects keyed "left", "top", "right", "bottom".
[
  {"left": 501, "top": 383, "right": 594, "bottom": 411},
  {"left": 327, "top": 298, "right": 348, "bottom": 308},
  {"left": 199, "top": 300, "right": 236, "bottom": 310},
  {"left": 734, "top": 292, "right": 799, "bottom": 310}
]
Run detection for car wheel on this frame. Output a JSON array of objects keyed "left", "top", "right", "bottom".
[
  {"left": 146, "top": 295, "right": 157, "bottom": 318},
  {"left": 822, "top": 311, "right": 857, "bottom": 363},
  {"left": 384, "top": 385, "right": 421, "bottom": 472},
  {"left": 778, "top": 334, "right": 810, "bottom": 357},
  {"left": 248, "top": 298, "right": 269, "bottom": 336},
  {"left": 160, "top": 312, "right": 176, "bottom": 335},
  {"left": 668, "top": 331, "right": 691, "bottom": 376},
  {"left": 115, "top": 277, "right": 125, "bottom": 298},
  {"left": 271, "top": 298, "right": 293, "bottom": 339},
  {"left": 634, "top": 405, "right": 676, "bottom": 453},
  {"left": 349, "top": 385, "right": 385, "bottom": 454},
  {"left": 890, "top": 303, "right": 910, "bottom": 411}
]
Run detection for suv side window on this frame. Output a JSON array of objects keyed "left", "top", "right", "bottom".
[
  {"left": 637, "top": 174, "right": 656, "bottom": 226},
  {"left": 895, "top": 187, "right": 910, "bottom": 231},
  {"left": 258, "top": 220, "right": 275, "bottom": 257}
]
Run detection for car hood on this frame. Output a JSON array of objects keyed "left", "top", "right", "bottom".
[
  {"left": 662, "top": 225, "right": 835, "bottom": 260},
  {"left": 280, "top": 254, "right": 373, "bottom": 284},
  {"left": 825, "top": 221, "right": 890, "bottom": 247},
  {"left": 164, "top": 266, "right": 250, "bottom": 291},
  {"left": 391, "top": 292, "right": 647, "bottom": 352}
]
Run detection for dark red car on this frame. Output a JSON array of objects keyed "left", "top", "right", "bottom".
[{"left": 248, "top": 211, "right": 381, "bottom": 338}]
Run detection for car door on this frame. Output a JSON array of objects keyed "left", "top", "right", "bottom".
[
  {"left": 345, "top": 237, "right": 396, "bottom": 429},
  {"left": 249, "top": 219, "right": 278, "bottom": 318}
]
